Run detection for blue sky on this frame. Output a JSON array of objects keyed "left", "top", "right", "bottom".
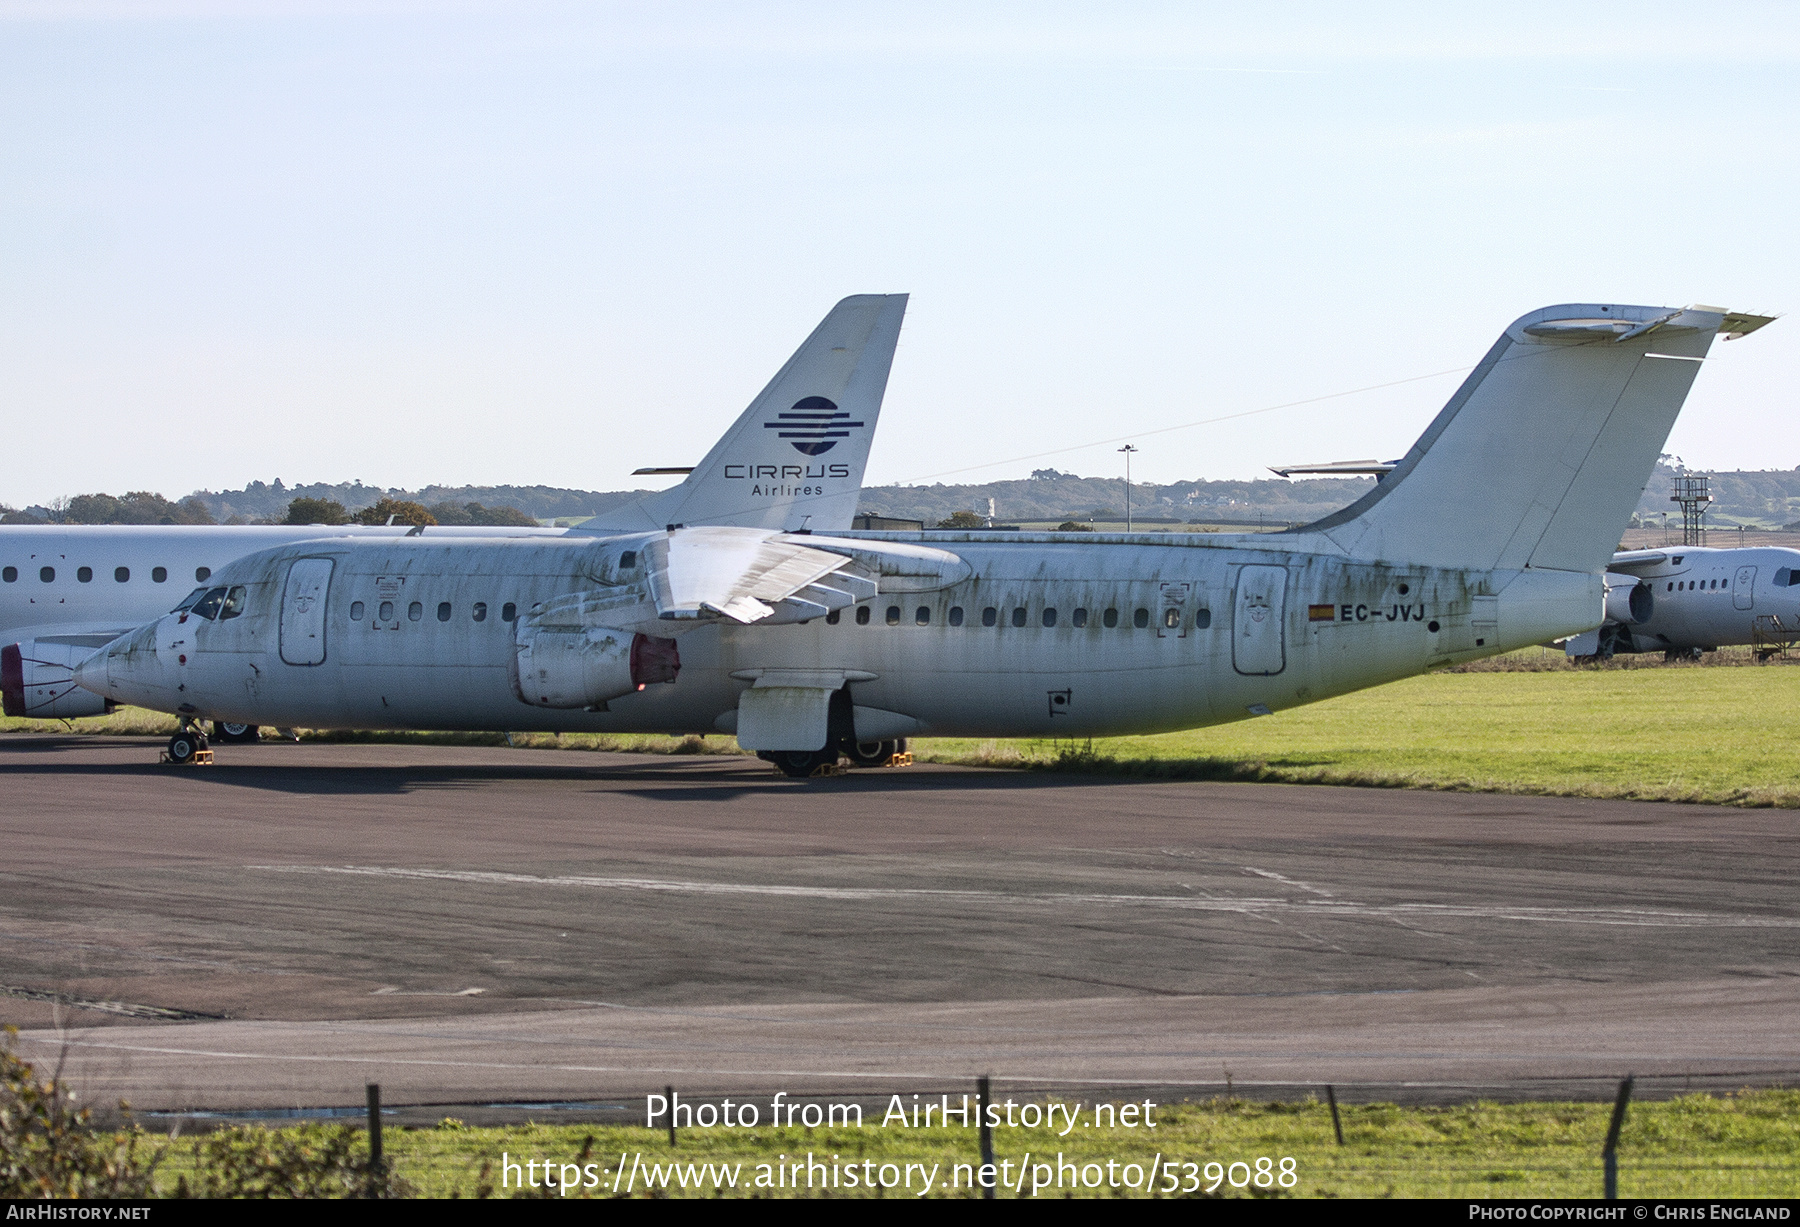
[{"left": 3, "top": 2, "right": 1796, "bottom": 506}]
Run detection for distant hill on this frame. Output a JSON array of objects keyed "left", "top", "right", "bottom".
[
  {"left": 1631, "top": 464, "right": 1800, "bottom": 529},
  {"left": 855, "top": 470, "right": 1375, "bottom": 527},
  {"left": 13, "top": 462, "right": 1800, "bottom": 531},
  {"left": 188, "top": 481, "right": 653, "bottom": 525}
]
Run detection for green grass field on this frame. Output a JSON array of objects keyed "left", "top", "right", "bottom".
[
  {"left": 913, "top": 657, "right": 1800, "bottom": 806},
  {"left": 7, "top": 653, "right": 1798, "bottom": 805},
  {"left": 138, "top": 1091, "right": 1800, "bottom": 1198}
]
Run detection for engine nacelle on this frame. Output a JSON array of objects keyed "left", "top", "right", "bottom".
[
  {"left": 510, "top": 627, "right": 680, "bottom": 709},
  {"left": 1602, "top": 572, "right": 1653, "bottom": 625},
  {"left": 1, "top": 640, "right": 113, "bottom": 719}
]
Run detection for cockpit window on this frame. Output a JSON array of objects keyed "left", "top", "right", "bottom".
[
  {"left": 174, "top": 588, "right": 208, "bottom": 614},
  {"left": 219, "top": 586, "right": 247, "bottom": 620},
  {"left": 190, "top": 587, "right": 229, "bottom": 620}
]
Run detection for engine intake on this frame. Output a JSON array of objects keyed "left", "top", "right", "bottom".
[
  {"left": 2, "top": 640, "right": 112, "bottom": 719},
  {"left": 1602, "top": 573, "right": 1654, "bottom": 625},
  {"left": 511, "top": 628, "right": 680, "bottom": 709}
]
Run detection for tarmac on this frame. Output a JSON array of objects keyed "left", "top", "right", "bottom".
[{"left": 2, "top": 737, "right": 1796, "bottom": 1114}]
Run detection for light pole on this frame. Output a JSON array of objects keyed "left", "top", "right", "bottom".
[{"left": 1118, "top": 445, "right": 1138, "bottom": 532}]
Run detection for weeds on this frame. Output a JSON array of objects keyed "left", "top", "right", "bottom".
[{"left": 0, "top": 1028, "right": 156, "bottom": 1198}]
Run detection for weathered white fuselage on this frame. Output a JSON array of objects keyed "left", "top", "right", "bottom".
[{"left": 86, "top": 531, "right": 1600, "bottom": 740}]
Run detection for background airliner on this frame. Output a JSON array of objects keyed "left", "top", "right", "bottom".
[{"left": 3, "top": 294, "right": 908, "bottom": 731}]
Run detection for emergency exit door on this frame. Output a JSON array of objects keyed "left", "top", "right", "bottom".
[
  {"left": 280, "top": 558, "right": 334, "bottom": 666},
  {"left": 1233, "top": 565, "right": 1287, "bottom": 676}
]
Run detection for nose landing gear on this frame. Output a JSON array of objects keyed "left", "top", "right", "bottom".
[{"left": 163, "top": 725, "right": 212, "bottom": 766}]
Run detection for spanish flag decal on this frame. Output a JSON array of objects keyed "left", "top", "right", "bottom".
[{"left": 1308, "top": 604, "right": 1335, "bottom": 622}]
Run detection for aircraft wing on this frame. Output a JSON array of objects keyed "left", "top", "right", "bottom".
[
  {"left": 646, "top": 526, "right": 877, "bottom": 624},
  {"left": 527, "top": 527, "right": 969, "bottom": 637},
  {"left": 1607, "top": 549, "right": 1672, "bottom": 574}
]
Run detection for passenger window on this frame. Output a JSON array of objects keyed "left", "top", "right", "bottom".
[
  {"left": 1164, "top": 608, "right": 1180, "bottom": 629},
  {"left": 408, "top": 601, "right": 423, "bottom": 621},
  {"left": 351, "top": 601, "right": 366, "bottom": 620},
  {"left": 1072, "top": 608, "right": 1087, "bottom": 628},
  {"left": 39, "top": 566, "right": 54, "bottom": 582},
  {"left": 1195, "top": 608, "right": 1212, "bottom": 629},
  {"left": 152, "top": 567, "right": 167, "bottom": 583},
  {"left": 1134, "top": 608, "right": 1150, "bottom": 629},
  {"left": 1666, "top": 583, "right": 1673, "bottom": 592},
  {"left": 1042, "top": 608, "right": 1057, "bottom": 627},
  {"left": 502, "top": 602, "right": 517, "bottom": 622},
  {"left": 982, "top": 607, "right": 998, "bottom": 627},
  {"left": 115, "top": 567, "right": 129, "bottom": 582},
  {"left": 220, "top": 587, "right": 246, "bottom": 619},
  {"left": 191, "top": 588, "right": 227, "bottom": 620},
  {"left": 1103, "top": 608, "right": 1118, "bottom": 628},
  {"left": 915, "top": 606, "right": 930, "bottom": 626},
  {"left": 886, "top": 606, "right": 901, "bottom": 625},
  {"left": 1011, "top": 607, "right": 1027, "bottom": 627},
  {"left": 437, "top": 602, "right": 452, "bottom": 622},
  {"left": 619, "top": 551, "right": 638, "bottom": 569},
  {"left": 855, "top": 605, "right": 871, "bottom": 625},
  {"left": 948, "top": 606, "right": 964, "bottom": 626},
  {"left": 825, "top": 609, "right": 841, "bottom": 625},
  {"left": 1, "top": 567, "right": 13, "bottom": 583},
  {"left": 77, "top": 566, "right": 92, "bottom": 583},
  {"left": 196, "top": 567, "right": 211, "bottom": 582},
  {"left": 379, "top": 601, "right": 395, "bottom": 621},
  {"left": 473, "top": 602, "right": 488, "bottom": 622}
]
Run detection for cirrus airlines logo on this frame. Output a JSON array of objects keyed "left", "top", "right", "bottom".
[{"left": 764, "top": 396, "right": 864, "bottom": 456}]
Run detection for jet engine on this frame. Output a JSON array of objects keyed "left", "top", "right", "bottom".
[
  {"left": 1602, "top": 572, "right": 1654, "bottom": 625},
  {"left": 1, "top": 640, "right": 113, "bottom": 719},
  {"left": 510, "top": 626, "right": 680, "bottom": 709}
]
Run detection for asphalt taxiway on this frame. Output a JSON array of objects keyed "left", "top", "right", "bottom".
[{"left": 2, "top": 737, "right": 1795, "bottom": 1110}]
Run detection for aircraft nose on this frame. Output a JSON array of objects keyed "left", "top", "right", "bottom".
[{"left": 73, "top": 648, "right": 109, "bottom": 697}]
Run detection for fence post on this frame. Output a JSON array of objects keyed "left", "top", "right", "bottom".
[
  {"left": 1325, "top": 1084, "right": 1344, "bottom": 1146},
  {"left": 365, "top": 1082, "right": 384, "bottom": 1197},
  {"left": 1602, "top": 1074, "right": 1633, "bottom": 1200},
  {"left": 666, "top": 1085, "right": 677, "bottom": 1148},
  {"left": 978, "top": 1075, "right": 995, "bottom": 1200}
]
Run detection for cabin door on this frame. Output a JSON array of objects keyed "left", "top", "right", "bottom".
[
  {"left": 1233, "top": 565, "right": 1287, "bottom": 676},
  {"left": 280, "top": 558, "right": 334, "bottom": 666},
  {"left": 1734, "top": 566, "right": 1757, "bottom": 610}
]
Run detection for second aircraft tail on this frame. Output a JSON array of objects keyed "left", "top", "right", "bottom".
[{"left": 583, "top": 294, "right": 908, "bottom": 535}]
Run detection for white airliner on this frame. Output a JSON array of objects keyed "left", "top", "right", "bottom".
[
  {"left": 1565, "top": 545, "right": 1800, "bottom": 659},
  {"left": 73, "top": 302, "right": 1774, "bottom": 776},
  {"left": 4, "top": 293, "right": 908, "bottom": 733}
]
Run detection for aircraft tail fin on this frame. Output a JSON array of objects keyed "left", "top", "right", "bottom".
[
  {"left": 582, "top": 294, "right": 908, "bottom": 534},
  {"left": 1295, "top": 303, "right": 1772, "bottom": 573}
]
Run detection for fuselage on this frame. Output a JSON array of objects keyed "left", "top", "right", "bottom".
[
  {"left": 1601, "top": 545, "right": 1800, "bottom": 653},
  {"left": 85, "top": 530, "right": 1601, "bottom": 740},
  {"left": 0, "top": 523, "right": 567, "bottom": 643}
]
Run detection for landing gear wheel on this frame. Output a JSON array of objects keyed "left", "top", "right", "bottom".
[
  {"left": 167, "top": 730, "right": 207, "bottom": 764},
  {"left": 841, "top": 738, "right": 896, "bottom": 768},
  {"left": 213, "top": 721, "right": 259, "bottom": 744},
  {"left": 771, "top": 749, "right": 839, "bottom": 779}
]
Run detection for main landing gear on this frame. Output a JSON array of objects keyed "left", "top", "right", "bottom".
[
  {"left": 758, "top": 738, "right": 913, "bottom": 779},
  {"left": 211, "top": 721, "right": 261, "bottom": 744}
]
